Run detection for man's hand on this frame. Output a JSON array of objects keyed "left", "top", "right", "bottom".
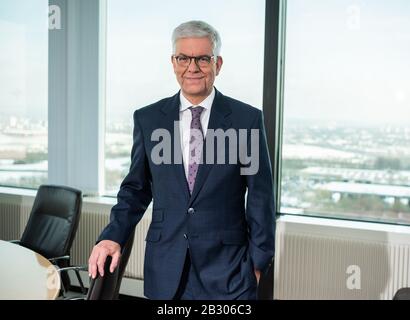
[
  {"left": 88, "top": 240, "right": 121, "bottom": 279},
  {"left": 254, "top": 269, "right": 261, "bottom": 285}
]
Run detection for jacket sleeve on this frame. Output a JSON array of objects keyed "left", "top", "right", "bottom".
[
  {"left": 244, "top": 110, "right": 276, "bottom": 275},
  {"left": 98, "top": 110, "right": 153, "bottom": 248}
]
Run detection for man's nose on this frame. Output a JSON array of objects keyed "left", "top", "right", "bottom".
[{"left": 187, "top": 58, "right": 200, "bottom": 72}]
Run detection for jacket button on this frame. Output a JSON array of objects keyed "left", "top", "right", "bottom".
[
  {"left": 187, "top": 208, "right": 195, "bottom": 214},
  {"left": 183, "top": 233, "right": 188, "bottom": 239}
]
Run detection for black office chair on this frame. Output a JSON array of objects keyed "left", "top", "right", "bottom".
[
  {"left": 393, "top": 288, "right": 410, "bottom": 300},
  {"left": 86, "top": 229, "right": 136, "bottom": 300},
  {"left": 10, "top": 184, "right": 83, "bottom": 295}
]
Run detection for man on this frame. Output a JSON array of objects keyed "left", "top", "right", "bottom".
[{"left": 89, "top": 20, "right": 275, "bottom": 300}]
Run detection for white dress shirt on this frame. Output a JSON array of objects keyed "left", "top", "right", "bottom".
[{"left": 179, "top": 87, "right": 215, "bottom": 179}]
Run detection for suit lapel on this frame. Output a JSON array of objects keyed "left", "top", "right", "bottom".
[
  {"left": 188, "top": 89, "right": 232, "bottom": 207},
  {"left": 159, "top": 92, "right": 191, "bottom": 201}
]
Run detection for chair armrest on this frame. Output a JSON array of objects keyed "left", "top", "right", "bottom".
[
  {"left": 49, "top": 255, "right": 70, "bottom": 263},
  {"left": 56, "top": 265, "right": 88, "bottom": 296},
  {"left": 57, "top": 265, "right": 88, "bottom": 273},
  {"left": 9, "top": 240, "right": 21, "bottom": 244}
]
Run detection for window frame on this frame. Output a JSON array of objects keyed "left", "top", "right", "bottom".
[{"left": 48, "top": 0, "right": 106, "bottom": 195}]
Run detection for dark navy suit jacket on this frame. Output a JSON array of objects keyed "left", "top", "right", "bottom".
[{"left": 98, "top": 89, "right": 276, "bottom": 299}]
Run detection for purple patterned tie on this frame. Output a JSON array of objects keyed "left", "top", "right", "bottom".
[{"left": 187, "top": 106, "right": 205, "bottom": 194}]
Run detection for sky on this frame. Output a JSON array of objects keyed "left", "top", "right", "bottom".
[
  {"left": 0, "top": 0, "right": 48, "bottom": 120},
  {"left": 0, "top": 0, "right": 409, "bottom": 125},
  {"left": 284, "top": 0, "right": 410, "bottom": 125}
]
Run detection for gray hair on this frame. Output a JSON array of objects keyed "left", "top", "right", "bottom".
[{"left": 172, "top": 20, "right": 222, "bottom": 56}]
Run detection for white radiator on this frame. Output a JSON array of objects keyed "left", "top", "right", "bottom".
[
  {"left": 274, "top": 216, "right": 410, "bottom": 300},
  {"left": 0, "top": 201, "right": 32, "bottom": 240}
]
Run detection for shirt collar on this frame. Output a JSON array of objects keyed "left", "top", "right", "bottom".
[{"left": 179, "top": 87, "right": 215, "bottom": 112}]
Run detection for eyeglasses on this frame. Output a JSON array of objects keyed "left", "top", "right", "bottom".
[{"left": 173, "top": 54, "right": 216, "bottom": 68}]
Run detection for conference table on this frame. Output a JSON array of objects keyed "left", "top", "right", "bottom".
[{"left": 0, "top": 240, "right": 61, "bottom": 300}]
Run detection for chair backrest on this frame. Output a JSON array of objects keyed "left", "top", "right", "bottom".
[
  {"left": 86, "top": 229, "right": 136, "bottom": 300},
  {"left": 393, "top": 288, "right": 410, "bottom": 300},
  {"left": 86, "top": 256, "right": 119, "bottom": 300},
  {"left": 20, "top": 184, "right": 83, "bottom": 259}
]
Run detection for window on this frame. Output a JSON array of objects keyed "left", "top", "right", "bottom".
[
  {"left": 105, "top": 0, "right": 266, "bottom": 195},
  {"left": 280, "top": 0, "right": 410, "bottom": 224},
  {"left": 0, "top": 0, "right": 48, "bottom": 189}
]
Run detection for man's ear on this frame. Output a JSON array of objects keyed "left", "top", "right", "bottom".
[
  {"left": 215, "top": 56, "right": 223, "bottom": 76},
  {"left": 171, "top": 55, "right": 178, "bottom": 73}
]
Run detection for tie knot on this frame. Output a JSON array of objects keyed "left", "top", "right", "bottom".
[{"left": 189, "top": 106, "right": 204, "bottom": 120}]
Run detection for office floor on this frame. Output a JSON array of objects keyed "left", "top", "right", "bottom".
[{"left": 59, "top": 286, "right": 147, "bottom": 300}]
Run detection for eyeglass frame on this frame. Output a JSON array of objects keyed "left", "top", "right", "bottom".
[{"left": 172, "top": 54, "right": 218, "bottom": 68}]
